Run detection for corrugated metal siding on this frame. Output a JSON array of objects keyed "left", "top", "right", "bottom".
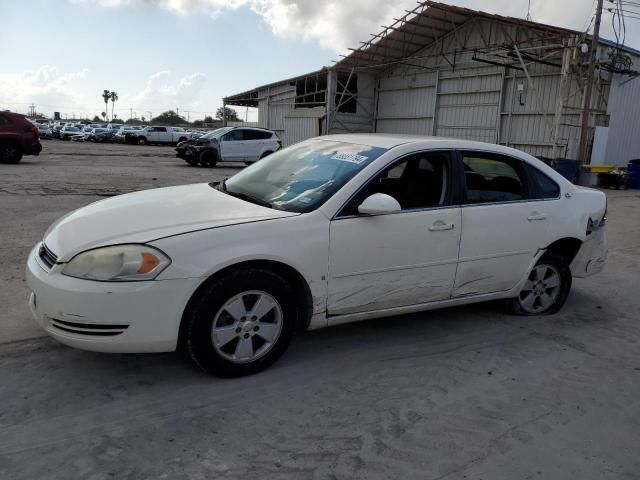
[
  {"left": 329, "top": 73, "right": 377, "bottom": 134},
  {"left": 282, "top": 117, "right": 318, "bottom": 146},
  {"left": 435, "top": 69, "right": 501, "bottom": 142},
  {"left": 604, "top": 66, "right": 640, "bottom": 165}
]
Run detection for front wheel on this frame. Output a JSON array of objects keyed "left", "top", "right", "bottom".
[
  {"left": 506, "top": 253, "right": 572, "bottom": 315},
  {"left": 137, "top": 136, "right": 147, "bottom": 145},
  {"left": 200, "top": 150, "right": 217, "bottom": 168},
  {"left": 186, "top": 268, "right": 296, "bottom": 377}
]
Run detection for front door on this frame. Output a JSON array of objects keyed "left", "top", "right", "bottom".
[
  {"left": 453, "top": 151, "right": 551, "bottom": 296},
  {"left": 327, "top": 151, "right": 461, "bottom": 315},
  {"left": 219, "top": 129, "right": 245, "bottom": 162}
]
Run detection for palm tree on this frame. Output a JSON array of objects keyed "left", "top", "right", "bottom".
[
  {"left": 101, "top": 112, "right": 107, "bottom": 121},
  {"left": 102, "top": 90, "right": 111, "bottom": 121},
  {"left": 141, "top": 116, "right": 146, "bottom": 122},
  {"left": 110, "top": 91, "right": 118, "bottom": 122}
]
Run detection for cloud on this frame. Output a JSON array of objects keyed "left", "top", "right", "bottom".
[
  {"left": 69, "top": 0, "right": 634, "bottom": 53},
  {"left": 126, "top": 71, "right": 207, "bottom": 113},
  {"left": 0, "top": 65, "right": 89, "bottom": 114},
  {"left": 0, "top": 66, "right": 206, "bottom": 119}
]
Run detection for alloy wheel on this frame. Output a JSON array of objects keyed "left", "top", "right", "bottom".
[
  {"left": 211, "top": 290, "right": 283, "bottom": 364},
  {"left": 518, "top": 264, "right": 561, "bottom": 314}
]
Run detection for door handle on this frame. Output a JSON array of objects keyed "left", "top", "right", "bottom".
[
  {"left": 527, "top": 212, "right": 547, "bottom": 221},
  {"left": 429, "top": 221, "right": 455, "bottom": 231}
]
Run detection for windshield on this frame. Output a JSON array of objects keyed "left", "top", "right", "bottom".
[
  {"left": 223, "top": 139, "right": 388, "bottom": 213},
  {"left": 202, "top": 127, "right": 234, "bottom": 140}
]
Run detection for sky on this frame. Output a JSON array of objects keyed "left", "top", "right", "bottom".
[{"left": 1, "top": 0, "right": 638, "bottom": 122}]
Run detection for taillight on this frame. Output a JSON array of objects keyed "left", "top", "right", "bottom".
[{"left": 26, "top": 125, "right": 38, "bottom": 139}]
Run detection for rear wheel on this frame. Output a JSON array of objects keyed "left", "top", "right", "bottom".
[
  {"left": 137, "top": 136, "right": 147, "bottom": 145},
  {"left": 0, "top": 142, "right": 22, "bottom": 164},
  {"left": 506, "top": 253, "right": 571, "bottom": 315},
  {"left": 186, "top": 268, "right": 296, "bottom": 377},
  {"left": 200, "top": 150, "right": 217, "bottom": 168}
]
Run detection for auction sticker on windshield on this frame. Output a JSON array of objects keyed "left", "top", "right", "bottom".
[{"left": 331, "top": 152, "right": 368, "bottom": 164}]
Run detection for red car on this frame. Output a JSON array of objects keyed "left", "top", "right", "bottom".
[{"left": 0, "top": 111, "right": 42, "bottom": 164}]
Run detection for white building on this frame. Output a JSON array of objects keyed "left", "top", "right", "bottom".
[{"left": 224, "top": 1, "right": 640, "bottom": 164}]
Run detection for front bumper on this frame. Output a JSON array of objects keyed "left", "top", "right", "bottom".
[{"left": 26, "top": 244, "right": 200, "bottom": 353}]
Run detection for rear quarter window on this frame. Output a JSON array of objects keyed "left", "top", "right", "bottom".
[{"left": 527, "top": 164, "right": 560, "bottom": 199}]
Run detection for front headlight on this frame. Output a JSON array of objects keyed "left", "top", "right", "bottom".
[{"left": 62, "top": 244, "right": 171, "bottom": 281}]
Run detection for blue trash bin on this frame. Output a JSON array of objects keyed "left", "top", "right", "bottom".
[
  {"left": 628, "top": 159, "right": 640, "bottom": 189},
  {"left": 553, "top": 158, "right": 581, "bottom": 184}
]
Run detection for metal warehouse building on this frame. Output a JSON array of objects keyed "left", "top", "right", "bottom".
[{"left": 225, "top": 1, "right": 640, "bottom": 164}]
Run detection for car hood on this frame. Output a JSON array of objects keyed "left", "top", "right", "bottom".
[{"left": 43, "top": 183, "right": 297, "bottom": 262}]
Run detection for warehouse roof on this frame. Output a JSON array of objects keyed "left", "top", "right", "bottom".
[{"left": 225, "top": 0, "right": 640, "bottom": 106}]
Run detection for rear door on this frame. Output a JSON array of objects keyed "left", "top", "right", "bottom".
[
  {"left": 453, "top": 151, "right": 553, "bottom": 297},
  {"left": 242, "top": 129, "right": 266, "bottom": 162}
]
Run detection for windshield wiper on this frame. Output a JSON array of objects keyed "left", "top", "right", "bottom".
[{"left": 219, "top": 179, "right": 272, "bottom": 209}]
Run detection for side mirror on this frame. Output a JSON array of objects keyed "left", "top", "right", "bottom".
[{"left": 358, "top": 193, "right": 401, "bottom": 215}]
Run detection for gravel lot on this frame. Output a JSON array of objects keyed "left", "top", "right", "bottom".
[{"left": 1, "top": 140, "right": 640, "bottom": 479}]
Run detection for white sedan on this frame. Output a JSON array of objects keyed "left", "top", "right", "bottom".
[{"left": 26, "top": 135, "right": 607, "bottom": 376}]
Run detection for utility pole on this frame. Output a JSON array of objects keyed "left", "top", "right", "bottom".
[
  {"left": 578, "top": 0, "right": 603, "bottom": 164},
  {"left": 130, "top": 108, "right": 133, "bottom": 120}
]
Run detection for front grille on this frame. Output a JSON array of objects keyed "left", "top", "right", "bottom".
[
  {"left": 50, "top": 318, "right": 129, "bottom": 337},
  {"left": 38, "top": 243, "right": 58, "bottom": 269}
]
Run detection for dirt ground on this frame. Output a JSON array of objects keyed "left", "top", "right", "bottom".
[{"left": 1, "top": 140, "right": 640, "bottom": 480}]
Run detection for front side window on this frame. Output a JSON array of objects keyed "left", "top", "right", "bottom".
[
  {"left": 223, "top": 139, "right": 388, "bottom": 213},
  {"left": 339, "top": 151, "right": 451, "bottom": 216},
  {"left": 462, "top": 153, "right": 526, "bottom": 203}
]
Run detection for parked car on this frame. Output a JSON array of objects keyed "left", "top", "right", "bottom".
[
  {"left": 26, "top": 135, "right": 608, "bottom": 377},
  {"left": 114, "top": 126, "right": 144, "bottom": 143},
  {"left": 176, "top": 126, "right": 281, "bottom": 167},
  {"left": 37, "top": 123, "right": 52, "bottom": 139},
  {"left": 51, "top": 123, "right": 66, "bottom": 139},
  {"left": 87, "top": 128, "right": 107, "bottom": 142},
  {"left": 59, "top": 125, "right": 84, "bottom": 141},
  {"left": 0, "top": 111, "right": 42, "bottom": 163},
  {"left": 92, "top": 129, "right": 118, "bottom": 143},
  {"left": 132, "top": 126, "right": 193, "bottom": 145}
]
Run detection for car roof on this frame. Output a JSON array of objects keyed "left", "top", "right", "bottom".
[{"left": 319, "top": 133, "right": 539, "bottom": 159}]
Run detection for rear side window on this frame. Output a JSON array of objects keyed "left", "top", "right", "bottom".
[
  {"left": 527, "top": 164, "right": 560, "bottom": 199},
  {"left": 244, "top": 130, "right": 273, "bottom": 140},
  {"left": 462, "top": 153, "right": 526, "bottom": 203},
  {"left": 0, "top": 115, "right": 12, "bottom": 125},
  {"left": 223, "top": 129, "right": 243, "bottom": 141}
]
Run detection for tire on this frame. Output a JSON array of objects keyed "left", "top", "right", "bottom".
[
  {"left": 0, "top": 142, "right": 23, "bottom": 164},
  {"left": 200, "top": 150, "right": 217, "bottom": 168},
  {"left": 186, "top": 268, "right": 297, "bottom": 377},
  {"left": 62, "top": 135, "right": 69, "bottom": 141},
  {"left": 260, "top": 150, "right": 274, "bottom": 159},
  {"left": 505, "top": 253, "right": 572, "bottom": 316},
  {"left": 137, "top": 136, "right": 147, "bottom": 145}
]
